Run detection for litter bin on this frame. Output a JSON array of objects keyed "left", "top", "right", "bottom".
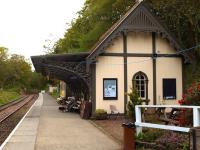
[
  {"left": 122, "top": 122, "right": 135, "bottom": 150},
  {"left": 80, "top": 101, "right": 92, "bottom": 119}
]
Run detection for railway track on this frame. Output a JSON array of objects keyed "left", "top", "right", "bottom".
[
  {"left": 0, "top": 94, "right": 38, "bottom": 145},
  {"left": 0, "top": 94, "right": 38, "bottom": 123}
]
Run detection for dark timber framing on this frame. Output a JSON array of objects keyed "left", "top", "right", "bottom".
[
  {"left": 91, "top": 64, "right": 96, "bottom": 114},
  {"left": 123, "top": 32, "right": 128, "bottom": 113},
  {"left": 152, "top": 32, "right": 157, "bottom": 105},
  {"left": 100, "top": 53, "right": 182, "bottom": 57},
  {"left": 182, "top": 57, "right": 185, "bottom": 93}
]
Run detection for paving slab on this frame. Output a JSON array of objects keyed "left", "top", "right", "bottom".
[
  {"left": 3, "top": 142, "right": 35, "bottom": 150},
  {"left": 1, "top": 93, "right": 121, "bottom": 150},
  {"left": 1, "top": 93, "right": 43, "bottom": 150},
  {"left": 35, "top": 94, "right": 121, "bottom": 150}
]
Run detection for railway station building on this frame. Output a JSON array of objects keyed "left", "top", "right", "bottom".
[{"left": 31, "top": 1, "right": 191, "bottom": 115}]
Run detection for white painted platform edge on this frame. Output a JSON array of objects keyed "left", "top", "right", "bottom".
[{"left": 0, "top": 93, "right": 43, "bottom": 150}]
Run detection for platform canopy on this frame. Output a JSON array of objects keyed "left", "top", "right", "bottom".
[{"left": 31, "top": 53, "right": 90, "bottom": 99}]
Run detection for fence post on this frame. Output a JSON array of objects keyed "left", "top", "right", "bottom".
[
  {"left": 193, "top": 108, "right": 200, "bottom": 127},
  {"left": 135, "top": 106, "right": 142, "bottom": 135}
]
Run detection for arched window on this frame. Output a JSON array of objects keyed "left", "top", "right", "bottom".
[{"left": 132, "top": 71, "right": 148, "bottom": 99}]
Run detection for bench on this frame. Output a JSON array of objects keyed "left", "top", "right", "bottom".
[{"left": 109, "top": 105, "right": 119, "bottom": 119}]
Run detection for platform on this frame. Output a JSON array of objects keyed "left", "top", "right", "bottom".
[{"left": 1, "top": 93, "right": 121, "bottom": 150}]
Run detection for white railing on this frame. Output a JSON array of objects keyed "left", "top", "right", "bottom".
[{"left": 135, "top": 105, "right": 200, "bottom": 134}]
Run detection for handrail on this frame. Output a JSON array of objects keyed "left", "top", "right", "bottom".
[{"left": 135, "top": 105, "right": 200, "bottom": 134}]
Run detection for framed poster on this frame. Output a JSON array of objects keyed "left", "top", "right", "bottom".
[{"left": 103, "top": 78, "right": 118, "bottom": 100}]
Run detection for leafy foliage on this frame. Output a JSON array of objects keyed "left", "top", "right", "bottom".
[
  {"left": 177, "top": 81, "right": 200, "bottom": 125},
  {"left": 94, "top": 109, "right": 107, "bottom": 120},
  {"left": 127, "top": 88, "right": 142, "bottom": 120},
  {"left": 53, "top": 0, "right": 135, "bottom": 53},
  {"left": 137, "top": 128, "right": 164, "bottom": 143},
  {"left": 50, "top": 88, "right": 60, "bottom": 99},
  {"left": 0, "top": 47, "right": 47, "bottom": 93},
  {"left": 179, "top": 81, "right": 200, "bottom": 106}
]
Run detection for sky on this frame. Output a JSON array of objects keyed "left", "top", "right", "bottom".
[{"left": 0, "top": 0, "right": 84, "bottom": 60}]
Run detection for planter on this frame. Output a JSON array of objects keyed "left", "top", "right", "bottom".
[{"left": 95, "top": 112, "right": 107, "bottom": 120}]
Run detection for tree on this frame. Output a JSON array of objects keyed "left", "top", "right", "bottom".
[
  {"left": 0, "top": 47, "right": 9, "bottom": 89},
  {"left": 28, "top": 72, "right": 47, "bottom": 91},
  {"left": 6, "top": 54, "right": 32, "bottom": 89},
  {"left": 0, "top": 47, "right": 8, "bottom": 62},
  {"left": 53, "top": 0, "right": 135, "bottom": 53},
  {"left": 0, "top": 47, "right": 47, "bottom": 92}
]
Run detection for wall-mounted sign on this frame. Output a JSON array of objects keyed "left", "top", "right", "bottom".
[{"left": 103, "top": 78, "right": 118, "bottom": 100}]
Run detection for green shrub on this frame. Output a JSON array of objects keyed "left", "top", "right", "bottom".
[
  {"left": 95, "top": 109, "right": 107, "bottom": 114},
  {"left": 94, "top": 109, "right": 107, "bottom": 120},
  {"left": 127, "top": 88, "right": 142, "bottom": 121},
  {"left": 136, "top": 128, "right": 164, "bottom": 143},
  {"left": 50, "top": 89, "right": 60, "bottom": 99}
]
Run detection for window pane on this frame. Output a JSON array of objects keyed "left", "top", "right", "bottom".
[
  {"left": 141, "top": 80, "right": 144, "bottom": 85},
  {"left": 141, "top": 75, "right": 144, "bottom": 80},
  {"left": 141, "top": 91, "right": 145, "bottom": 97},
  {"left": 141, "top": 85, "right": 145, "bottom": 90},
  {"left": 163, "top": 79, "right": 176, "bottom": 100}
]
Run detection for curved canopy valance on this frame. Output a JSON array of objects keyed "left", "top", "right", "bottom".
[{"left": 31, "top": 53, "right": 90, "bottom": 99}]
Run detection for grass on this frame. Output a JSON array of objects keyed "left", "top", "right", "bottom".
[{"left": 0, "top": 90, "right": 20, "bottom": 105}]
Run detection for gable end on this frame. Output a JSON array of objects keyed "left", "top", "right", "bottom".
[{"left": 87, "top": 2, "right": 187, "bottom": 62}]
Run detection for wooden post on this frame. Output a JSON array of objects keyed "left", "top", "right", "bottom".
[{"left": 190, "top": 127, "right": 200, "bottom": 150}]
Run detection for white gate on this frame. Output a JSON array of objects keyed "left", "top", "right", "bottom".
[{"left": 135, "top": 105, "right": 200, "bottom": 134}]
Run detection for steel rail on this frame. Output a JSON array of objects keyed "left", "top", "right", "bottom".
[
  {"left": 0, "top": 94, "right": 38, "bottom": 123},
  {"left": 0, "top": 95, "right": 29, "bottom": 111}
]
